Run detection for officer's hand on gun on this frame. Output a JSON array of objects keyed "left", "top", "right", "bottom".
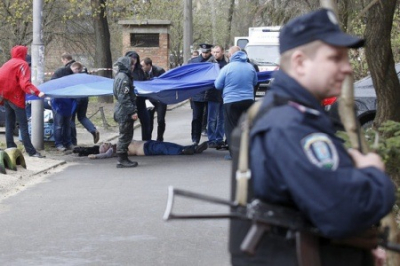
[
  {"left": 347, "top": 148, "right": 385, "bottom": 171},
  {"left": 372, "top": 247, "right": 386, "bottom": 266}
]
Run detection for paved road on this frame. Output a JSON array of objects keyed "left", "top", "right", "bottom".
[{"left": 0, "top": 102, "right": 233, "bottom": 266}]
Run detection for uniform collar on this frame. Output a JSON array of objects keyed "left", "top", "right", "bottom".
[{"left": 271, "top": 70, "right": 326, "bottom": 113}]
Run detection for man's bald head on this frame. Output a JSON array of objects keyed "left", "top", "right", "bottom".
[{"left": 229, "top": 46, "right": 241, "bottom": 57}]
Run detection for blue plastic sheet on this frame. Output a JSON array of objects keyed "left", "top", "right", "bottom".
[{"left": 28, "top": 63, "right": 274, "bottom": 104}]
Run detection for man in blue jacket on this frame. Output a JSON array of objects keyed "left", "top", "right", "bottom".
[
  {"left": 214, "top": 46, "right": 258, "bottom": 158},
  {"left": 244, "top": 8, "right": 395, "bottom": 266}
]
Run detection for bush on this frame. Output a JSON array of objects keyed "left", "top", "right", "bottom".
[{"left": 339, "top": 120, "right": 400, "bottom": 206}]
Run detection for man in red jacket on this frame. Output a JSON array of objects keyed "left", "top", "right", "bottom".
[{"left": 0, "top": 45, "right": 46, "bottom": 158}]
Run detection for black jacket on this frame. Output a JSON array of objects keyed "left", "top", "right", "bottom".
[
  {"left": 144, "top": 65, "right": 165, "bottom": 79},
  {"left": 205, "top": 57, "right": 228, "bottom": 102},
  {"left": 51, "top": 66, "right": 73, "bottom": 80}
]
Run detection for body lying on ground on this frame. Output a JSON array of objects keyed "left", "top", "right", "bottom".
[{"left": 73, "top": 140, "right": 208, "bottom": 158}]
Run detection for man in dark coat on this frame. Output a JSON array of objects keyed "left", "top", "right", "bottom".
[
  {"left": 188, "top": 43, "right": 214, "bottom": 144},
  {"left": 140, "top": 57, "right": 167, "bottom": 141},
  {"left": 125, "top": 51, "right": 152, "bottom": 141}
]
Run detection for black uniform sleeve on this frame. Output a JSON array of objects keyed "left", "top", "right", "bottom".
[{"left": 252, "top": 121, "right": 396, "bottom": 239}]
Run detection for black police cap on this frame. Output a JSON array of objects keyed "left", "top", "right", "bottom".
[
  {"left": 199, "top": 43, "right": 213, "bottom": 53},
  {"left": 279, "top": 8, "right": 364, "bottom": 54}
]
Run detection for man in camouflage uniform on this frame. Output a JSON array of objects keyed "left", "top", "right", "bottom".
[{"left": 113, "top": 56, "right": 139, "bottom": 168}]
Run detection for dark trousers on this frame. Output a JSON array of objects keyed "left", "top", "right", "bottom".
[
  {"left": 202, "top": 104, "right": 208, "bottom": 132},
  {"left": 71, "top": 97, "right": 96, "bottom": 145},
  {"left": 191, "top": 100, "right": 206, "bottom": 143},
  {"left": 223, "top": 99, "right": 254, "bottom": 155},
  {"left": 207, "top": 101, "right": 224, "bottom": 144},
  {"left": 54, "top": 112, "right": 72, "bottom": 148},
  {"left": 136, "top": 96, "right": 151, "bottom": 141},
  {"left": 143, "top": 140, "right": 189, "bottom": 155},
  {"left": 148, "top": 100, "right": 167, "bottom": 141},
  {"left": 117, "top": 120, "right": 134, "bottom": 154},
  {"left": 4, "top": 100, "right": 37, "bottom": 156}
]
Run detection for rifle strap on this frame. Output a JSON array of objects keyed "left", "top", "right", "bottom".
[{"left": 235, "top": 95, "right": 290, "bottom": 205}]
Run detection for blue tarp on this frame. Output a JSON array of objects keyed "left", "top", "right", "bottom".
[{"left": 28, "top": 63, "right": 274, "bottom": 104}]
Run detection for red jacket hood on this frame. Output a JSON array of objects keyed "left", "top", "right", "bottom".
[{"left": 11, "top": 46, "right": 27, "bottom": 60}]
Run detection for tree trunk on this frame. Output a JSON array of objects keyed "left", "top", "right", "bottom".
[
  {"left": 210, "top": 0, "right": 216, "bottom": 45},
  {"left": 365, "top": 0, "right": 400, "bottom": 128},
  {"left": 91, "top": 0, "right": 113, "bottom": 103},
  {"left": 225, "top": 0, "right": 235, "bottom": 48}
]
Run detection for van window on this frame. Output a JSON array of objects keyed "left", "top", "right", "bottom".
[
  {"left": 236, "top": 39, "right": 249, "bottom": 49},
  {"left": 245, "top": 44, "right": 280, "bottom": 66}
]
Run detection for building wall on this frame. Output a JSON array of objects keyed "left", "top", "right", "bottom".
[{"left": 120, "top": 20, "right": 170, "bottom": 71}]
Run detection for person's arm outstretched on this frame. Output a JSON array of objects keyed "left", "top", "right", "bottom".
[{"left": 88, "top": 147, "right": 114, "bottom": 159}]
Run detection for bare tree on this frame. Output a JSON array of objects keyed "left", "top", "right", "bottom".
[
  {"left": 364, "top": 0, "right": 400, "bottom": 127},
  {"left": 224, "top": 0, "right": 234, "bottom": 48},
  {"left": 91, "top": 0, "right": 113, "bottom": 103}
]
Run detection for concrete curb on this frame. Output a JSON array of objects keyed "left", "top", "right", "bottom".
[{"left": 29, "top": 160, "right": 67, "bottom": 177}]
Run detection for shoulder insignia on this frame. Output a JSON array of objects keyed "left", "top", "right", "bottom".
[
  {"left": 288, "top": 101, "right": 320, "bottom": 116},
  {"left": 301, "top": 133, "right": 338, "bottom": 170}
]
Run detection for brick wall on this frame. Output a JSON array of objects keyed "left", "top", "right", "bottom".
[{"left": 120, "top": 20, "right": 171, "bottom": 71}]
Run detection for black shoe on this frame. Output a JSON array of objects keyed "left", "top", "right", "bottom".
[
  {"left": 195, "top": 141, "right": 208, "bottom": 154},
  {"left": 30, "top": 152, "right": 46, "bottom": 158},
  {"left": 181, "top": 146, "right": 195, "bottom": 155},
  {"left": 208, "top": 142, "right": 218, "bottom": 149},
  {"left": 93, "top": 130, "right": 100, "bottom": 144},
  {"left": 117, "top": 161, "right": 138, "bottom": 168},
  {"left": 117, "top": 153, "right": 138, "bottom": 168},
  {"left": 216, "top": 144, "right": 229, "bottom": 151}
]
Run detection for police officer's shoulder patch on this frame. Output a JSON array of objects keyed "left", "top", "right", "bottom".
[
  {"left": 122, "top": 81, "right": 130, "bottom": 94},
  {"left": 301, "top": 133, "right": 339, "bottom": 170}
]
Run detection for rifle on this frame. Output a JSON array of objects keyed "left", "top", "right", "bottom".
[{"left": 163, "top": 186, "right": 400, "bottom": 252}]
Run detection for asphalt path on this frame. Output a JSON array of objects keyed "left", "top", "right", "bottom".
[{"left": 0, "top": 102, "right": 232, "bottom": 266}]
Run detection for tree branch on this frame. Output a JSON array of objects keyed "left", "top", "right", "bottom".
[{"left": 353, "top": 0, "right": 382, "bottom": 22}]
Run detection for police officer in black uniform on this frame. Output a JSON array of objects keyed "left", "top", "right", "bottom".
[
  {"left": 188, "top": 43, "right": 214, "bottom": 144},
  {"left": 113, "top": 56, "right": 139, "bottom": 168},
  {"left": 240, "top": 9, "right": 396, "bottom": 266}
]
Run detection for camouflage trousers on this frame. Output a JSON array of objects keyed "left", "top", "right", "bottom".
[{"left": 117, "top": 120, "right": 134, "bottom": 154}]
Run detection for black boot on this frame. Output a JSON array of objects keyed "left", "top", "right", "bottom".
[
  {"left": 117, "top": 153, "right": 138, "bottom": 168},
  {"left": 195, "top": 141, "right": 208, "bottom": 154},
  {"left": 181, "top": 145, "right": 195, "bottom": 155}
]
